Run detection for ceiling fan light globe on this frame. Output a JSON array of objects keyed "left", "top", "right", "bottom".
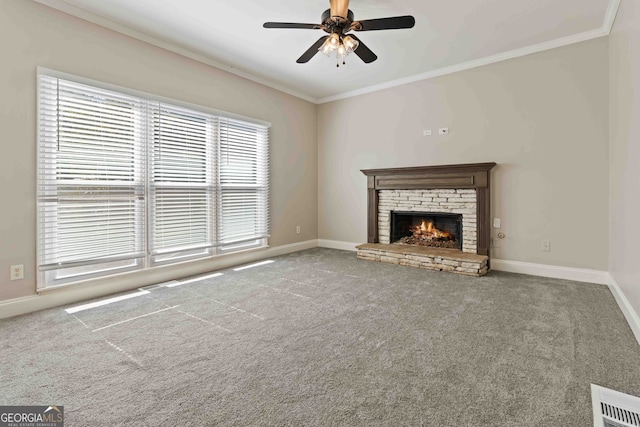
[
  {"left": 342, "top": 35, "right": 359, "bottom": 53},
  {"left": 319, "top": 38, "right": 334, "bottom": 56},
  {"left": 328, "top": 33, "right": 340, "bottom": 48}
]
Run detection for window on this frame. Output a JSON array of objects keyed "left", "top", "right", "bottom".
[{"left": 37, "top": 71, "right": 269, "bottom": 288}]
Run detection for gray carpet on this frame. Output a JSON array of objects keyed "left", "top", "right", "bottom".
[{"left": 1, "top": 248, "right": 640, "bottom": 426}]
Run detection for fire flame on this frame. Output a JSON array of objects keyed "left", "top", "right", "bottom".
[{"left": 411, "top": 219, "right": 452, "bottom": 240}]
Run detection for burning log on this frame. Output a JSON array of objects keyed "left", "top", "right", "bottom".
[
  {"left": 410, "top": 219, "right": 453, "bottom": 241},
  {"left": 394, "top": 219, "right": 458, "bottom": 249}
]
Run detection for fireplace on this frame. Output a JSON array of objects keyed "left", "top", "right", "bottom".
[
  {"left": 361, "top": 162, "right": 496, "bottom": 255},
  {"left": 391, "top": 211, "right": 462, "bottom": 250},
  {"left": 356, "top": 163, "right": 496, "bottom": 277}
]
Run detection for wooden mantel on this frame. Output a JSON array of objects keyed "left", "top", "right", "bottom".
[{"left": 361, "top": 162, "right": 496, "bottom": 256}]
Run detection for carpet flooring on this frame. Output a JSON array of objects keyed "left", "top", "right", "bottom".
[{"left": 1, "top": 248, "right": 640, "bottom": 426}]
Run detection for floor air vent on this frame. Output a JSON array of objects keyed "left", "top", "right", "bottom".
[{"left": 592, "top": 384, "right": 640, "bottom": 427}]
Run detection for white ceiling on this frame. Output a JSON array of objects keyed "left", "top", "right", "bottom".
[{"left": 36, "top": 0, "right": 618, "bottom": 103}]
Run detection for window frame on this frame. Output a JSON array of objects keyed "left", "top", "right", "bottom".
[{"left": 37, "top": 68, "right": 270, "bottom": 289}]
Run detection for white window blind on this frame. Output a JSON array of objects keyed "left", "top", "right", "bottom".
[
  {"left": 219, "top": 118, "right": 270, "bottom": 251},
  {"left": 38, "top": 72, "right": 269, "bottom": 288},
  {"left": 38, "top": 76, "right": 146, "bottom": 286},
  {"left": 150, "top": 104, "right": 215, "bottom": 264}
]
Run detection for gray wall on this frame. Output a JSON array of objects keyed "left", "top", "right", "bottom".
[
  {"left": 0, "top": 1, "right": 318, "bottom": 302},
  {"left": 609, "top": 0, "right": 640, "bottom": 317},
  {"left": 318, "top": 38, "right": 609, "bottom": 270}
]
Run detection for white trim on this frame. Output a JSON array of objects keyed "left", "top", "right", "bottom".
[
  {"left": 263, "top": 239, "right": 319, "bottom": 256},
  {"left": 0, "top": 239, "right": 318, "bottom": 320},
  {"left": 607, "top": 274, "right": 640, "bottom": 347},
  {"left": 331, "top": 240, "right": 611, "bottom": 284},
  {"left": 491, "top": 259, "right": 609, "bottom": 284},
  {"left": 34, "top": 0, "right": 622, "bottom": 105},
  {"left": 317, "top": 27, "right": 608, "bottom": 103},
  {"left": 591, "top": 383, "right": 605, "bottom": 427},
  {"left": 32, "top": 0, "right": 317, "bottom": 104},
  {"left": 591, "top": 383, "right": 640, "bottom": 427},
  {"left": 318, "top": 239, "right": 359, "bottom": 252},
  {"left": 5, "top": 237, "right": 640, "bottom": 352},
  {"left": 603, "top": 0, "right": 622, "bottom": 34},
  {"left": 491, "top": 262, "right": 640, "bottom": 348}
]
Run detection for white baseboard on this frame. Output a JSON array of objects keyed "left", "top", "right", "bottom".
[
  {"left": 263, "top": 239, "right": 319, "bottom": 256},
  {"left": 318, "top": 239, "right": 360, "bottom": 252},
  {"left": 491, "top": 259, "right": 609, "bottom": 285},
  {"left": 0, "top": 239, "right": 319, "bottom": 320},
  {"left": 5, "top": 239, "right": 637, "bottom": 351},
  {"left": 317, "top": 241, "right": 610, "bottom": 284},
  {"left": 607, "top": 274, "right": 640, "bottom": 347},
  {"left": 491, "top": 259, "right": 640, "bottom": 347}
]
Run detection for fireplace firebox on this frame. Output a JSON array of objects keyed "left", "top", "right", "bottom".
[{"left": 390, "top": 211, "right": 463, "bottom": 250}]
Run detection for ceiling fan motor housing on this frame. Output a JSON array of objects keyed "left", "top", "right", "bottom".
[{"left": 321, "top": 9, "right": 354, "bottom": 33}]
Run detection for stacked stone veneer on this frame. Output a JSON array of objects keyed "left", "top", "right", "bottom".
[
  {"left": 356, "top": 244, "right": 488, "bottom": 276},
  {"left": 378, "top": 189, "right": 478, "bottom": 253}
]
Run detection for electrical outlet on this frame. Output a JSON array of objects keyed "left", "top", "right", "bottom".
[
  {"left": 492, "top": 237, "right": 499, "bottom": 248},
  {"left": 10, "top": 264, "right": 24, "bottom": 280},
  {"left": 542, "top": 240, "right": 551, "bottom": 252},
  {"left": 439, "top": 127, "right": 449, "bottom": 135},
  {"left": 423, "top": 129, "right": 432, "bottom": 136},
  {"left": 296, "top": 226, "right": 301, "bottom": 234}
]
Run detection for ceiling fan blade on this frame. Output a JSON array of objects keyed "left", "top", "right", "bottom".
[
  {"left": 297, "top": 36, "right": 329, "bottom": 63},
  {"left": 330, "top": 0, "right": 350, "bottom": 18},
  {"left": 350, "top": 15, "right": 415, "bottom": 31},
  {"left": 348, "top": 34, "right": 377, "bottom": 63},
  {"left": 263, "top": 22, "right": 324, "bottom": 30}
]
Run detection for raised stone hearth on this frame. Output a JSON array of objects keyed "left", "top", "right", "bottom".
[
  {"left": 358, "top": 162, "right": 496, "bottom": 276},
  {"left": 357, "top": 243, "right": 489, "bottom": 276}
]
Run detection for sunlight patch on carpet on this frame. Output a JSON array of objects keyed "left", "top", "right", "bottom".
[
  {"left": 65, "top": 290, "right": 151, "bottom": 314},
  {"left": 233, "top": 260, "right": 275, "bottom": 271}
]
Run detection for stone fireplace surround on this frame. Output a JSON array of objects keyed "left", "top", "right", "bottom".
[
  {"left": 379, "top": 189, "right": 477, "bottom": 252},
  {"left": 356, "top": 162, "right": 496, "bottom": 276}
]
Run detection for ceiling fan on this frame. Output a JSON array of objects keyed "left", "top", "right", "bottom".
[{"left": 263, "top": 0, "right": 415, "bottom": 67}]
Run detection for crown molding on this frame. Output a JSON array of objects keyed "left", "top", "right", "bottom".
[
  {"left": 603, "top": 0, "right": 621, "bottom": 34},
  {"left": 317, "top": 0, "right": 621, "bottom": 103},
  {"left": 34, "top": 0, "right": 621, "bottom": 105},
  {"left": 317, "top": 27, "right": 609, "bottom": 103},
  {"left": 32, "top": 0, "right": 318, "bottom": 104}
]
